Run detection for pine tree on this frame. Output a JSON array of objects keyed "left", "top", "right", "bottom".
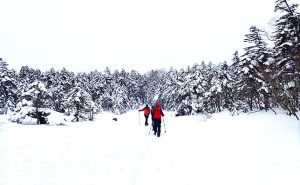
[
  {"left": 85, "top": 70, "right": 104, "bottom": 113},
  {"left": 242, "top": 26, "right": 272, "bottom": 111},
  {"left": 219, "top": 61, "right": 234, "bottom": 111},
  {"left": 143, "top": 69, "right": 165, "bottom": 105},
  {"left": 225, "top": 52, "right": 240, "bottom": 113},
  {"left": 230, "top": 51, "right": 252, "bottom": 114},
  {"left": 159, "top": 67, "right": 180, "bottom": 111},
  {"left": 175, "top": 65, "right": 205, "bottom": 115},
  {"left": 43, "top": 68, "right": 66, "bottom": 112},
  {"left": 62, "top": 86, "right": 95, "bottom": 121},
  {"left": 16, "top": 80, "right": 52, "bottom": 124},
  {"left": 0, "top": 58, "right": 18, "bottom": 114},
  {"left": 231, "top": 26, "right": 272, "bottom": 112},
  {"left": 99, "top": 67, "right": 114, "bottom": 111},
  {"left": 273, "top": 0, "right": 300, "bottom": 118},
  {"left": 127, "top": 70, "right": 144, "bottom": 109},
  {"left": 110, "top": 69, "right": 130, "bottom": 114}
]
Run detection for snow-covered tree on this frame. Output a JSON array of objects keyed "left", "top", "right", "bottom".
[
  {"left": 84, "top": 70, "right": 104, "bottom": 113},
  {"left": 0, "top": 58, "right": 18, "bottom": 114},
  {"left": 126, "top": 70, "right": 144, "bottom": 109},
  {"left": 98, "top": 67, "right": 114, "bottom": 111},
  {"left": 272, "top": 0, "right": 300, "bottom": 118},
  {"left": 242, "top": 26, "right": 273, "bottom": 111},
  {"left": 40, "top": 68, "right": 67, "bottom": 113},
  {"left": 15, "top": 80, "right": 52, "bottom": 124},
  {"left": 174, "top": 63, "right": 209, "bottom": 115},
  {"left": 62, "top": 86, "right": 95, "bottom": 121},
  {"left": 143, "top": 69, "right": 165, "bottom": 105},
  {"left": 159, "top": 67, "right": 180, "bottom": 111},
  {"left": 109, "top": 70, "right": 130, "bottom": 114}
]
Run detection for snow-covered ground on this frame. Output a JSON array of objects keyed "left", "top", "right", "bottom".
[{"left": 0, "top": 110, "right": 299, "bottom": 185}]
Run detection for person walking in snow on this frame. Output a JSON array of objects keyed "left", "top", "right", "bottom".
[
  {"left": 139, "top": 105, "right": 151, "bottom": 126},
  {"left": 151, "top": 102, "right": 164, "bottom": 137}
]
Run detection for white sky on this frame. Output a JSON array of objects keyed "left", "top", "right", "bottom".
[{"left": 0, "top": 0, "right": 278, "bottom": 73}]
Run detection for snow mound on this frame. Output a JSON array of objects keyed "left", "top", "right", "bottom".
[{"left": 9, "top": 108, "right": 70, "bottom": 126}]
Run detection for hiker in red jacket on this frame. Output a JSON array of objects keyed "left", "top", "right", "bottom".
[
  {"left": 139, "top": 105, "right": 151, "bottom": 126},
  {"left": 151, "top": 102, "right": 164, "bottom": 137}
]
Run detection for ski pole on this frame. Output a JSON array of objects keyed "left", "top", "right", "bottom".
[
  {"left": 148, "top": 122, "right": 152, "bottom": 134},
  {"left": 163, "top": 117, "right": 166, "bottom": 133},
  {"left": 138, "top": 111, "right": 140, "bottom": 125}
]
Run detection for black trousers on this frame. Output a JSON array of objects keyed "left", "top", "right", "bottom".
[
  {"left": 144, "top": 115, "right": 149, "bottom": 125},
  {"left": 152, "top": 118, "right": 161, "bottom": 137}
]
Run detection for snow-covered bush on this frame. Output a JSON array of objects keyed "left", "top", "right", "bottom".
[{"left": 9, "top": 107, "right": 69, "bottom": 125}]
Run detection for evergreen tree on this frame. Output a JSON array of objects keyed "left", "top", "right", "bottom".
[
  {"left": 62, "top": 86, "right": 95, "bottom": 121},
  {"left": 159, "top": 67, "right": 180, "bottom": 111},
  {"left": 230, "top": 51, "right": 252, "bottom": 114},
  {"left": 272, "top": 0, "right": 300, "bottom": 118},
  {"left": 127, "top": 70, "right": 144, "bottom": 109},
  {"left": 175, "top": 64, "right": 206, "bottom": 115},
  {"left": 0, "top": 58, "right": 18, "bottom": 114},
  {"left": 242, "top": 26, "right": 272, "bottom": 111},
  {"left": 143, "top": 69, "right": 165, "bottom": 105},
  {"left": 43, "top": 68, "right": 66, "bottom": 112},
  {"left": 110, "top": 70, "right": 130, "bottom": 114},
  {"left": 85, "top": 70, "right": 104, "bottom": 113},
  {"left": 218, "top": 61, "right": 235, "bottom": 111},
  {"left": 99, "top": 67, "right": 114, "bottom": 111},
  {"left": 16, "top": 80, "right": 52, "bottom": 124}
]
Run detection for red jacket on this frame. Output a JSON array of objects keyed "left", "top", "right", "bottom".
[
  {"left": 140, "top": 106, "right": 151, "bottom": 116},
  {"left": 152, "top": 103, "right": 164, "bottom": 119}
]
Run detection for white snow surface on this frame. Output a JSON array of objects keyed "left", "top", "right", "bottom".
[{"left": 0, "top": 110, "right": 299, "bottom": 185}]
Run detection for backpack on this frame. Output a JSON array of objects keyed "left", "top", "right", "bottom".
[{"left": 153, "top": 107, "right": 161, "bottom": 119}]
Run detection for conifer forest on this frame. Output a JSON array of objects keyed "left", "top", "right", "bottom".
[{"left": 0, "top": 0, "right": 299, "bottom": 120}]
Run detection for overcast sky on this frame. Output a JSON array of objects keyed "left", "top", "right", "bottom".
[{"left": 0, "top": 0, "right": 280, "bottom": 73}]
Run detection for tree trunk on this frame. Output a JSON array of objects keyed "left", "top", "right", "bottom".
[
  {"left": 76, "top": 103, "right": 80, "bottom": 122},
  {"left": 36, "top": 94, "right": 40, "bottom": 124}
]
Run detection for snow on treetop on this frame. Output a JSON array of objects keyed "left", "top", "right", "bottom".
[
  {"left": 242, "top": 66, "right": 249, "bottom": 74},
  {"left": 28, "top": 81, "right": 48, "bottom": 93}
]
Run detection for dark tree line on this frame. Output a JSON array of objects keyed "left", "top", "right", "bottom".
[{"left": 0, "top": 0, "right": 299, "bottom": 120}]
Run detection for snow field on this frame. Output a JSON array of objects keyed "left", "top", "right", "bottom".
[{"left": 0, "top": 110, "right": 299, "bottom": 185}]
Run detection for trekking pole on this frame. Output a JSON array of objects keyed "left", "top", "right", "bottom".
[
  {"left": 138, "top": 111, "right": 140, "bottom": 125},
  {"left": 163, "top": 117, "right": 166, "bottom": 133},
  {"left": 148, "top": 123, "right": 152, "bottom": 134}
]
